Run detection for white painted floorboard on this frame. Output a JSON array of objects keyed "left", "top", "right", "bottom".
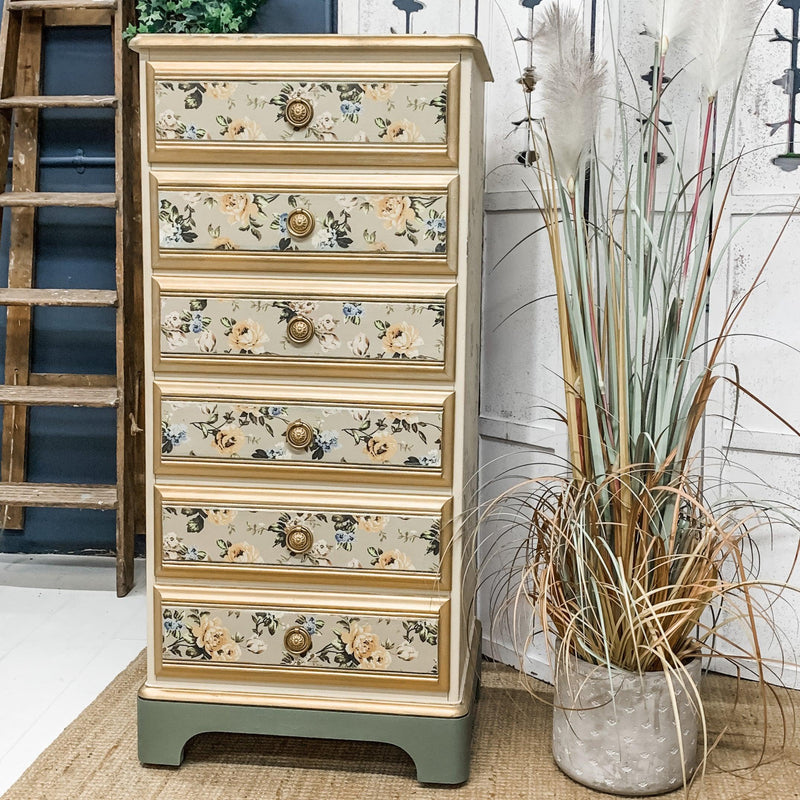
[{"left": 0, "top": 554, "right": 147, "bottom": 795}]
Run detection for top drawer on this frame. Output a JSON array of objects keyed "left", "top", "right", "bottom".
[{"left": 145, "top": 62, "right": 459, "bottom": 166}]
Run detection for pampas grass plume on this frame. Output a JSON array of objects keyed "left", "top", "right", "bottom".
[
  {"left": 689, "top": 0, "right": 762, "bottom": 99},
  {"left": 642, "top": 0, "right": 695, "bottom": 52},
  {"left": 534, "top": 1, "right": 606, "bottom": 190}
]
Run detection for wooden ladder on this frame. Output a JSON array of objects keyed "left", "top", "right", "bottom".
[{"left": 0, "top": 0, "right": 143, "bottom": 596}]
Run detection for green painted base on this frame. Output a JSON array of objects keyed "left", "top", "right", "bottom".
[{"left": 138, "top": 663, "right": 480, "bottom": 785}]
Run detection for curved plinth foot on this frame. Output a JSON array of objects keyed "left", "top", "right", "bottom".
[{"left": 138, "top": 667, "right": 479, "bottom": 785}]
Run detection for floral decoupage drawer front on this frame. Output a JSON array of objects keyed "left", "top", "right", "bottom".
[
  {"left": 150, "top": 171, "right": 457, "bottom": 272},
  {"left": 148, "top": 72, "right": 455, "bottom": 165},
  {"left": 157, "top": 188, "right": 448, "bottom": 256},
  {"left": 157, "top": 286, "right": 452, "bottom": 375},
  {"left": 156, "top": 383, "right": 452, "bottom": 483},
  {"left": 155, "top": 589, "right": 448, "bottom": 690},
  {"left": 156, "top": 490, "right": 451, "bottom": 587}
]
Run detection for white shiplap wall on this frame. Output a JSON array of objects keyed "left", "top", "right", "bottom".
[{"left": 340, "top": 0, "right": 800, "bottom": 685}]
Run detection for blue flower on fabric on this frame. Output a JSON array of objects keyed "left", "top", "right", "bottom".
[
  {"left": 164, "top": 424, "right": 188, "bottom": 447},
  {"left": 303, "top": 617, "right": 318, "bottom": 634},
  {"left": 315, "top": 227, "right": 339, "bottom": 250},
  {"left": 313, "top": 430, "right": 340, "bottom": 452},
  {"left": 183, "top": 125, "right": 201, "bottom": 140},
  {"left": 342, "top": 303, "right": 364, "bottom": 319},
  {"left": 163, "top": 617, "right": 184, "bottom": 632},
  {"left": 426, "top": 216, "right": 447, "bottom": 233},
  {"left": 184, "top": 547, "right": 202, "bottom": 561},
  {"left": 278, "top": 212, "right": 288, "bottom": 234},
  {"left": 335, "top": 530, "right": 355, "bottom": 545},
  {"left": 189, "top": 312, "right": 203, "bottom": 333},
  {"left": 340, "top": 101, "right": 362, "bottom": 116},
  {"left": 162, "top": 222, "right": 184, "bottom": 245},
  {"left": 268, "top": 406, "right": 286, "bottom": 418}
]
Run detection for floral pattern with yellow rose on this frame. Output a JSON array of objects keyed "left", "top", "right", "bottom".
[
  {"left": 383, "top": 119, "right": 424, "bottom": 143},
  {"left": 154, "top": 79, "right": 446, "bottom": 145},
  {"left": 191, "top": 615, "right": 242, "bottom": 662},
  {"left": 204, "top": 81, "right": 235, "bottom": 101},
  {"left": 161, "top": 505, "right": 443, "bottom": 574},
  {"left": 158, "top": 189, "right": 447, "bottom": 254},
  {"left": 219, "top": 116, "right": 266, "bottom": 141},
  {"left": 162, "top": 607, "right": 438, "bottom": 676},
  {"left": 220, "top": 541, "right": 263, "bottom": 563},
  {"left": 363, "top": 431, "right": 400, "bottom": 463},
  {"left": 160, "top": 400, "right": 443, "bottom": 469},
  {"left": 211, "top": 425, "right": 244, "bottom": 456},
  {"left": 159, "top": 295, "right": 445, "bottom": 362},
  {"left": 375, "top": 195, "right": 416, "bottom": 234},
  {"left": 376, "top": 549, "right": 415, "bottom": 570},
  {"left": 379, "top": 321, "right": 424, "bottom": 359},
  {"left": 225, "top": 318, "right": 268, "bottom": 354}
]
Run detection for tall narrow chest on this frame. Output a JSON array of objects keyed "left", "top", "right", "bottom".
[{"left": 130, "top": 34, "right": 491, "bottom": 784}]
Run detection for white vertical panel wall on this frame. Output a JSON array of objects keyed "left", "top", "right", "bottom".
[{"left": 340, "top": 0, "right": 800, "bottom": 686}]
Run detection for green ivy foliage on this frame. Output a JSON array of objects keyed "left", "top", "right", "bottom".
[{"left": 125, "top": 0, "right": 268, "bottom": 36}]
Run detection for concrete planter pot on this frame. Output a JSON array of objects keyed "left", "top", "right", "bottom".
[{"left": 552, "top": 655, "right": 703, "bottom": 795}]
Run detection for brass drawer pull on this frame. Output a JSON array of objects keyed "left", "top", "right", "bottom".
[
  {"left": 286, "top": 208, "right": 315, "bottom": 238},
  {"left": 286, "top": 314, "right": 315, "bottom": 345},
  {"left": 284, "top": 626, "right": 313, "bottom": 656},
  {"left": 286, "top": 419, "right": 314, "bottom": 450},
  {"left": 285, "top": 523, "right": 314, "bottom": 555},
  {"left": 285, "top": 97, "right": 314, "bottom": 129}
]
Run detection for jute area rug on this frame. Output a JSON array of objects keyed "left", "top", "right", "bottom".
[{"left": 4, "top": 651, "right": 800, "bottom": 800}]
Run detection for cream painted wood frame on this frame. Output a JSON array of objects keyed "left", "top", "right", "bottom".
[{"left": 131, "top": 34, "right": 491, "bottom": 718}]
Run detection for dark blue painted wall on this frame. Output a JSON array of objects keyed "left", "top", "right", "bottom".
[{"left": 0, "top": 1, "right": 337, "bottom": 555}]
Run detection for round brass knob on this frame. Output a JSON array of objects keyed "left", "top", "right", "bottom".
[
  {"left": 286, "top": 314, "right": 315, "bottom": 345},
  {"left": 286, "top": 208, "right": 315, "bottom": 238},
  {"left": 284, "top": 626, "right": 313, "bottom": 656},
  {"left": 285, "top": 524, "right": 314, "bottom": 555},
  {"left": 286, "top": 419, "right": 314, "bottom": 450},
  {"left": 285, "top": 97, "right": 314, "bottom": 129}
]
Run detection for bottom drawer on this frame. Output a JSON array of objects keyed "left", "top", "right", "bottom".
[{"left": 155, "top": 587, "right": 448, "bottom": 693}]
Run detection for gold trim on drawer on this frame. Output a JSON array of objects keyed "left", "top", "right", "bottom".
[
  {"left": 144, "top": 61, "right": 459, "bottom": 167},
  {"left": 154, "top": 586, "right": 450, "bottom": 694},
  {"left": 153, "top": 277, "right": 457, "bottom": 381},
  {"left": 154, "top": 485, "right": 453, "bottom": 590},
  {"left": 154, "top": 381, "right": 454, "bottom": 488},
  {"left": 149, "top": 171, "right": 458, "bottom": 275},
  {"left": 140, "top": 619, "right": 479, "bottom": 716}
]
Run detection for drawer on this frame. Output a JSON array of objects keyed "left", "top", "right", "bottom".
[
  {"left": 155, "top": 586, "right": 449, "bottom": 692},
  {"left": 145, "top": 62, "right": 458, "bottom": 166},
  {"left": 155, "top": 381, "right": 453, "bottom": 486},
  {"left": 155, "top": 485, "right": 452, "bottom": 589},
  {"left": 154, "top": 276, "right": 455, "bottom": 379},
  {"left": 150, "top": 171, "right": 457, "bottom": 273}
]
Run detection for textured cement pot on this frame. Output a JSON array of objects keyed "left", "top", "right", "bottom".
[{"left": 552, "top": 655, "right": 703, "bottom": 795}]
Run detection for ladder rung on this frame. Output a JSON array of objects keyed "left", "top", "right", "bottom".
[
  {"left": 0, "top": 385, "right": 118, "bottom": 407},
  {"left": 0, "top": 483, "right": 117, "bottom": 509},
  {"left": 30, "top": 373, "right": 117, "bottom": 387},
  {"left": 0, "top": 288, "right": 117, "bottom": 306},
  {"left": 8, "top": 0, "right": 117, "bottom": 9},
  {"left": 0, "top": 192, "right": 117, "bottom": 208},
  {"left": 0, "top": 94, "right": 117, "bottom": 109}
]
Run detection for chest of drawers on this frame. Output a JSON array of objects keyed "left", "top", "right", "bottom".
[{"left": 130, "top": 34, "right": 491, "bottom": 785}]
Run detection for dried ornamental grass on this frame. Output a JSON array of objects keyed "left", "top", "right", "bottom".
[{"left": 484, "top": 0, "right": 800, "bottom": 777}]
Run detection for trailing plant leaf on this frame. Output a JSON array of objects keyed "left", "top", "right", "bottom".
[{"left": 125, "top": 0, "right": 268, "bottom": 37}]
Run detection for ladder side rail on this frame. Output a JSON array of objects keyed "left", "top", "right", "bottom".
[{"left": 0, "top": 9, "right": 44, "bottom": 529}]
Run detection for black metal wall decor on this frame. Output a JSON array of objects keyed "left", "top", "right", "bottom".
[
  {"left": 393, "top": 0, "right": 424, "bottom": 34},
  {"left": 770, "top": 0, "right": 800, "bottom": 171}
]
